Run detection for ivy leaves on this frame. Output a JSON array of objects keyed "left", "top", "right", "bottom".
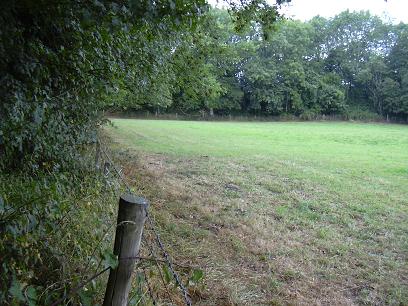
[
  {"left": 8, "top": 277, "right": 38, "bottom": 306},
  {"left": 9, "top": 276, "right": 25, "bottom": 303}
]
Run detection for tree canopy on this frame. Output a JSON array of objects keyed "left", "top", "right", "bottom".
[{"left": 107, "top": 8, "right": 408, "bottom": 122}]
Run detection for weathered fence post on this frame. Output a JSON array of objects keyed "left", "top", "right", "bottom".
[
  {"left": 103, "top": 194, "right": 148, "bottom": 306},
  {"left": 95, "top": 141, "right": 101, "bottom": 170}
]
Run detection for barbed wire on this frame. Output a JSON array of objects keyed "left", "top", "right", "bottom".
[
  {"left": 142, "top": 268, "right": 157, "bottom": 306},
  {"left": 49, "top": 139, "right": 194, "bottom": 306},
  {"left": 142, "top": 235, "right": 176, "bottom": 304},
  {"left": 146, "top": 215, "right": 192, "bottom": 306},
  {"left": 97, "top": 139, "right": 193, "bottom": 306},
  {"left": 98, "top": 141, "right": 132, "bottom": 194}
]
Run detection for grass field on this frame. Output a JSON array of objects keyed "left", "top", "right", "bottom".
[{"left": 107, "top": 119, "right": 408, "bottom": 305}]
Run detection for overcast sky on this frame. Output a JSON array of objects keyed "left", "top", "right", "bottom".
[
  {"left": 210, "top": 0, "right": 408, "bottom": 24},
  {"left": 279, "top": 0, "right": 408, "bottom": 23}
]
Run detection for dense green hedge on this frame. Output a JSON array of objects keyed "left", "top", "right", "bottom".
[
  {"left": 0, "top": 0, "right": 133, "bottom": 170},
  {"left": 0, "top": 165, "right": 120, "bottom": 304}
]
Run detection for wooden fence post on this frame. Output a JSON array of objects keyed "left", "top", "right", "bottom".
[
  {"left": 95, "top": 141, "right": 101, "bottom": 170},
  {"left": 103, "top": 194, "right": 148, "bottom": 306}
]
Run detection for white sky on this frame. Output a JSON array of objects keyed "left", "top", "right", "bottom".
[
  {"left": 279, "top": 0, "right": 408, "bottom": 23},
  {"left": 210, "top": 0, "right": 408, "bottom": 24}
]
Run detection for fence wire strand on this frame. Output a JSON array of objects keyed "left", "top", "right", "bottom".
[
  {"left": 142, "top": 235, "right": 175, "bottom": 304},
  {"left": 142, "top": 268, "right": 157, "bottom": 306},
  {"left": 97, "top": 139, "right": 193, "bottom": 306},
  {"left": 146, "top": 215, "right": 192, "bottom": 306}
]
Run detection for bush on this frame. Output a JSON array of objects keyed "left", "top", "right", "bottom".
[
  {"left": 300, "top": 109, "right": 319, "bottom": 121},
  {"left": 0, "top": 155, "right": 120, "bottom": 304},
  {"left": 0, "top": 1, "right": 132, "bottom": 171},
  {"left": 279, "top": 113, "right": 298, "bottom": 121},
  {"left": 344, "top": 106, "right": 383, "bottom": 121}
]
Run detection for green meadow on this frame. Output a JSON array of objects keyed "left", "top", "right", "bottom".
[{"left": 108, "top": 119, "right": 408, "bottom": 305}]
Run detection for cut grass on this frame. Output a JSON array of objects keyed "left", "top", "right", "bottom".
[{"left": 107, "top": 119, "right": 408, "bottom": 305}]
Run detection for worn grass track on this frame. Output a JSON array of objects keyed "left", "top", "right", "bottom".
[{"left": 107, "top": 119, "right": 408, "bottom": 305}]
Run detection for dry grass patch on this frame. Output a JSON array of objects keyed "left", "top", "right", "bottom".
[{"left": 112, "top": 149, "right": 406, "bottom": 305}]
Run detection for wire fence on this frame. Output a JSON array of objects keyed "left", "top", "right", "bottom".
[
  {"left": 96, "top": 140, "right": 197, "bottom": 306},
  {"left": 52, "top": 139, "right": 194, "bottom": 305},
  {"left": 99, "top": 138, "right": 193, "bottom": 304}
]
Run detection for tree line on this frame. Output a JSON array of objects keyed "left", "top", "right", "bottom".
[{"left": 112, "top": 9, "right": 408, "bottom": 122}]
